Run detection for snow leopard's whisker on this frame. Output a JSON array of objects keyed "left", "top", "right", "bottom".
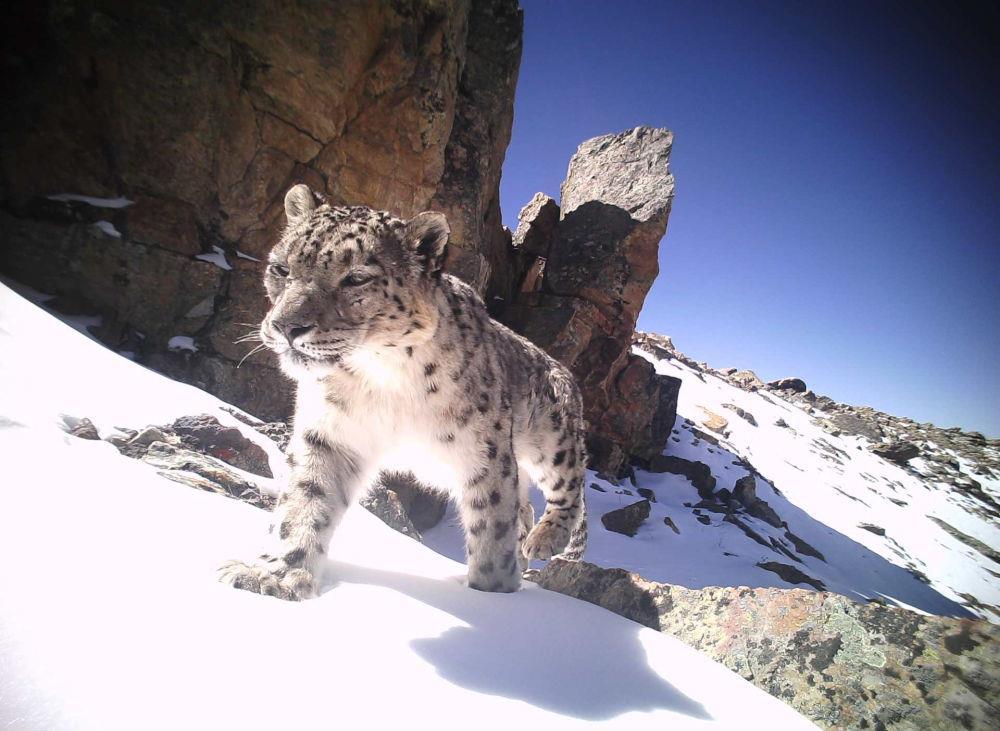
[{"left": 237, "top": 343, "right": 267, "bottom": 368}]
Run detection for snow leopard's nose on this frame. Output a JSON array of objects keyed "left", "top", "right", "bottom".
[{"left": 281, "top": 322, "right": 315, "bottom": 346}]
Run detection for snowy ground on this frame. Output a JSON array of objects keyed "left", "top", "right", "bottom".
[{"left": 0, "top": 284, "right": 815, "bottom": 728}]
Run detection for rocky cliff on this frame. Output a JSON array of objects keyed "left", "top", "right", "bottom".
[
  {"left": 0, "top": 1, "right": 675, "bottom": 474},
  {"left": 1, "top": 0, "right": 522, "bottom": 420}
]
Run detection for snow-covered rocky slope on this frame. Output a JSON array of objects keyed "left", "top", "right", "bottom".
[
  {"left": 427, "top": 339, "right": 998, "bottom": 623},
  {"left": 0, "top": 284, "right": 815, "bottom": 728},
  {"left": 625, "top": 334, "right": 997, "bottom": 620}
]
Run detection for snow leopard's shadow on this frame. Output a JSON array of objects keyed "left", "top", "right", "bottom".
[{"left": 323, "top": 561, "right": 712, "bottom": 721}]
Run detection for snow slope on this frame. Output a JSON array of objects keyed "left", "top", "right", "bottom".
[
  {"left": 428, "top": 347, "right": 997, "bottom": 623},
  {"left": 0, "top": 284, "right": 814, "bottom": 729},
  {"left": 635, "top": 346, "right": 998, "bottom": 621}
]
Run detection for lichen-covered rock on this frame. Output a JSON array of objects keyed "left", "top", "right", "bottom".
[
  {"left": 140, "top": 441, "right": 273, "bottom": 510},
  {"left": 534, "top": 559, "right": 1000, "bottom": 730},
  {"left": 729, "top": 369, "right": 766, "bottom": 391},
  {"left": 171, "top": 414, "right": 272, "bottom": 478}
]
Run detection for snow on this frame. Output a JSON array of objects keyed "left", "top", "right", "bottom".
[
  {"left": 427, "top": 349, "right": 997, "bottom": 621},
  {"left": 195, "top": 245, "right": 233, "bottom": 270},
  {"left": 92, "top": 220, "right": 122, "bottom": 238},
  {"left": 46, "top": 193, "right": 133, "bottom": 208},
  {"left": 632, "top": 347, "right": 997, "bottom": 620},
  {"left": 167, "top": 335, "right": 198, "bottom": 352},
  {"left": 0, "top": 284, "right": 815, "bottom": 729}
]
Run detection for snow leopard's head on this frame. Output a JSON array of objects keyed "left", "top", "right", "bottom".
[{"left": 260, "top": 184, "right": 449, "bottom": 377}]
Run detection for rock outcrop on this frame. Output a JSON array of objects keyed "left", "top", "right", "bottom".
[
  {"left": 644, "top": 454, "right": 716, "bottom": 498},
  {"left": 1, "top": 4, "right": 679, "bottom": 477},
  {"left": 873, "top": 440, "right": 921, "bottom": 465},
  {"left": 0, "top": 0, "right": 522, "bottom": 420},
  {"left": 504, "top": 128, "right": 676, "bottom": 472},
  {"left": 768, "top": 377, "right": 808, "bottom": 393},
  {"left": 534, "top": 558, "right": 1000, "bottom": 731}
]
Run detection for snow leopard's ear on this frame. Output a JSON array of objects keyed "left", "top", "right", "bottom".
[
  {"left": 284, "top": 184, "right": 321, "bottom": 223},
  {"left": 404, "top": 211, "right": 450, "bottom": 276}
]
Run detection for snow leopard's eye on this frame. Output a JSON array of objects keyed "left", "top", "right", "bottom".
[
  {"left": 268, "top": 263, "right": 290, "bottom": 278},
  {"left": 342, "top": 272, "right": 375, "bottom": 287}
]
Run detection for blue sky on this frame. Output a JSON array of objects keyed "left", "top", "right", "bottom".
[{"left": 500, "top": 0, "right": 999, "bottom": 436}]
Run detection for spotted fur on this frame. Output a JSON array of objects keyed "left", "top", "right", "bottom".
[{"left": 218, "top": 184, "right": 587, "bottom": 599}]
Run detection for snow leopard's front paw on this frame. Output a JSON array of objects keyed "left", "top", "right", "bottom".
[
  {"left": 521, "top": 520, "right": 571, "bottom": 560},
  {"left": 218, "top": 558, "right": 315, "bottom": 601}
]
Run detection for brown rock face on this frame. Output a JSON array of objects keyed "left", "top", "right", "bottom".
[
  {"left": 535, "top": 559, "right": 1000, "bottom": 731},
  {"left": 2, "top": 6, "right": 677, "bottom": 474},
  {"left": 504, "top": 128, "right": 675, "bottom": 473},
  {"left": 0, "top": 0, "right": 522, "bottom": 420},
  {"left": 512, "top": 192, "right": 560, "bottom": 257}
]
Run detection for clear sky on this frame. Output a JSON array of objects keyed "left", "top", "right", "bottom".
[{"left": 499, "top": 0, "right": 999, "bottom": 436}]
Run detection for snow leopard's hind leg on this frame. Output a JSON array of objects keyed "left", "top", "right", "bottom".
[
  {"left": 515, "top": 489, "right": 535, "bottom": 572},
  {"left": 518, "top": 375, "right": 588, "bottom": 562}
]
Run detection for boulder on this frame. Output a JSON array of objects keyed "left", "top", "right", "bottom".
[
  {"left": 632, "top": 331, "right": 675, "bottom": 361},
  {"left": 67, "top": 417, "right": 100, "bottom": 440},
  {"left": 729, "top": 370, "right": 765, "bottom": 391},
  {"left": 584, "top": 354, "right": 681, "bottom": 473},
  {"left": 600, "top": 499, "right": 651, "bottom": 537},
  {"left": 768, "top": 377, "right": 807, "bottom": 393},
  {"left": 700, "top": 408, "right": 729, "bottom": 434},
  {"left": 733, "top": 474, "right": 757, "bottom": 504},
  {"left": 377, "top": 472, "right": 449, "bottom": 532},
  {"left": 360, "top": 486, "right": 421, "bottom": 541},
  {"left": 534, "top": 559, "right": 999, "bottom": 731},
  {"left": 636, "top": 487, "right": 656, "bottom": 503},
  {"left": 732, "top": 474, "right": 784, "bottom": 528},
  {"left": 873, "top": 441, "right": 920, "bottom": 464}
]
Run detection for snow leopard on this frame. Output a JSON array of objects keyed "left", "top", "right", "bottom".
[{"left": 219, "top": 184, "right": 587, "bottom": 599}]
